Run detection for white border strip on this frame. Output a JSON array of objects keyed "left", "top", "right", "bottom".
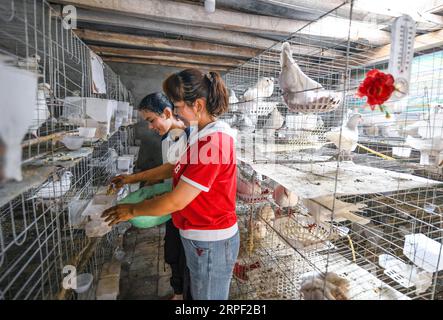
[
  {"left": 180, "top": 223, "right": 238, "bottom": 241},
  {"left": 181, "top": 175, "right": 210, "bottom": 192}
]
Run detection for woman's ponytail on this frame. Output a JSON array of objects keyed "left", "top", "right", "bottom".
[{"left": 206, "top": 71, "right": 229, "bottom": 117}]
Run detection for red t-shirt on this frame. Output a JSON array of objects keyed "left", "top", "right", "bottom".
[{"left": 172, "top": 129, "right": 237, "bottom": 231}]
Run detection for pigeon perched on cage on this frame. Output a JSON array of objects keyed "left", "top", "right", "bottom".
[
  {"left": 31, "top": 170, "right": 73, "bottom": 199},
  {"left": 28, "top": 83, "right": 51, "bottom": 137},
  {"left": 0, "top": 59, "right": 37, "bottom": 182},
  {"left": 242, "top": 77, "right": 274, "bottom": 102},
  {"left": 279, "top": 42, "right": 341, "bottom": 112},
  {"left": 228, "top": 89, "right": 239, "bottom": 104},
  {"left": 264, "top": 107, "right": 284, "bottom": 130},
  {"left": 300, "top": 272, "right": 350, "bottom": 300},
  {"left": 325, "top": 113, "right": 363, "bottom": 160}
]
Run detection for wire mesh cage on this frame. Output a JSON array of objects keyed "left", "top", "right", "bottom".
[
  {"left": 0, "top": 128, "right": 134, "bottom": 300},
  {"left": 0, "top": 0, "right": 137, "bottom": 300},
  {"left": 0, "top": 0, "right": 132, "bottom": 170},
  {"left": 224, "top": 1, "right": 443, "bottom": 300}
]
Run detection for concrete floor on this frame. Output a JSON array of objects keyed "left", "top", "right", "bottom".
[{"left": 119, "top": 226, "right": 173, "bottom": 300}]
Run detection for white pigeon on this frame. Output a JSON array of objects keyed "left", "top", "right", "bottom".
[
  {"left": 228, "top": 89, "right": 239, "bottom": 104},
  {"left": 325, "top": 114, "right": 362, "bottom": 159},
  {"left": 400, "top": 104, "right": 443, "bottom": 138},
  {"left": 406, "top": 135, "right": 443, "bottom": 165},
  {"left": 0, "top": 60, "right": 37, "bottom": 182},
  {"left": 242, "top": 77, "right": 274, "bottom": 102},
  {"left": 300, "top": 272, "right": 350, "bottom": 300},
  {"left": 32, "top": 171, "right": 73, "bottom": 199},
  {"left": 264, "top": 107, "right": 284, "bottom": 130},
  {"left": 273, "top": 184, "right": 298, "bottom": 208},
  {"left": 279, "top": 42, "right": 321, "bottom": 95},
  {"left": 29, "top": 83, "right": 51, "bottom": 137},
  {"left": 279, "top": 42, "right": 340, "bottom": 109},
  {"left": 233, "top": 113, "right": 256, "bottom": 133}
]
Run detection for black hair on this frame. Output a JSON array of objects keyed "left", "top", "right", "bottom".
[
  {"left": 163, "top": 68, "right": 229, "bottom": 117},
  {"left": 138, "top": 92, "right": 174, "bottom": 115}
]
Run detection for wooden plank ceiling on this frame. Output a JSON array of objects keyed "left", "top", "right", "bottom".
[{"left": 49, "top": 0, "right": 443, "bottom": 72}]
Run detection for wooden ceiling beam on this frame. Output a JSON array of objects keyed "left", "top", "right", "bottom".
[
  {"left": 52, "top": 0, "right": 391, "bottom": 45},
  {"left": 101, "top": 56, "right": 232, "bottom": 72},
  {"left": 75, "top": 29, "right": 261, "bottom": 59},
  {"left": 72, "top": 8, "right": 276, "bottom": 49},
  {"left": 89, "top": 45, "right": 245, "bottom": 67}
]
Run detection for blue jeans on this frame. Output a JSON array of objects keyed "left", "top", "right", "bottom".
[{"left": 181, "top": 231, "right": 240, "bottom": 300}]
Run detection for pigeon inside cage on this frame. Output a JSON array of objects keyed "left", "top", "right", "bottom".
[
  {"left": 32, "top": 171, "right": 74, "bottom": 200},
  {"left": 241, "top": 77, "right": 275, "bottom": 102}
]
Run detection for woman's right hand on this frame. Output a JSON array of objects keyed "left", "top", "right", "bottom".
[{"left": 110, "top": 175, "right": 132, "bottom": 189}]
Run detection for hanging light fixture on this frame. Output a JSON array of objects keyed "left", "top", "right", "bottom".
[{"left": 204, "top": 0, "right": 216, "bottom": 13}]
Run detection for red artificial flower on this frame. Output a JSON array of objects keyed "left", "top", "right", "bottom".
[{"left": 356, "top": 69, "right": 395, "bottom": 110}]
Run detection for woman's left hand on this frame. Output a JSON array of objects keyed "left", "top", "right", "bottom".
[{"left": 101, "top": 204, "right": 135, "bottom": 226}]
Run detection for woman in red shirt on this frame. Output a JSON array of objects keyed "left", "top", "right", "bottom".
[{"left": 102, "top": 69, "right": 239, "bottom": 300}]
